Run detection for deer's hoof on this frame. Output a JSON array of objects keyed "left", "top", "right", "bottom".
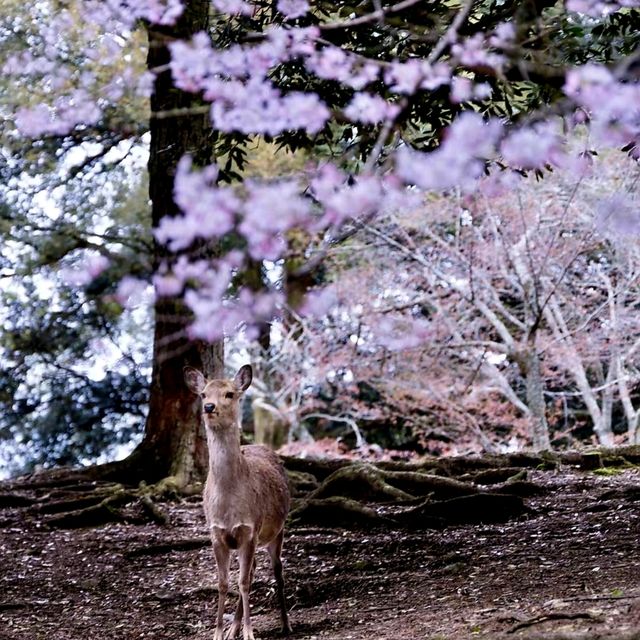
[{"left": 242, "top": 627, "right": 256, "bottom": 640}]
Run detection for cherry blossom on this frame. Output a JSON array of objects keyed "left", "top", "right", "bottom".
[
  {"left": 154, "top": 157, "right": 239, "bottom": 251},
  {"left": 501, "top": 125, "right": 564, "bottom": 169},
  {"left": 116, "top": 276, "right": 150, "bottom": 308},
  {"left": 452, "top": 34, "right": 505, "bottom": 72},
  {"left": 566, "top": 0, "right": 639, "bottom": 17},
  {"left": 383, "top": 60, "right": 451, "bottom": 94},
  {"left": 343, "top": 94, "right": 400, "bottom": 125},
  {"left": 239, "top": 180, "right": 312, "bottom": 260},
  {"left": 277, "top": 0, "right": 310, "bottom": 19},
  {"left": 60, "top": 254, "right": 110, "bottom": 287},
  {"left": 396, "top": 112, "right": 503, "bottom": 191},
  {"left": 9, "top": 0, "right": 640, "bottom": 345},
  {"left": 564, "top": 65, "right": 640, "bottom": 149}
]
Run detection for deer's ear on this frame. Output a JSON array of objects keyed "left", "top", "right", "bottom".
[
  {"left": 184, "top": 367, "right": 206, "bottom": 394},
  {"left": 234, "top": 364, "right": 253, "bottom": 392}
]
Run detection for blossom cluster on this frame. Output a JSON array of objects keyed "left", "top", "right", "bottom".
[
  {"left": 566, "top": 0, "right": 640, "bottom": 17},
  {"left": 564, "top": 65, "right": 640, "bottom": 153},
  {"left": 10, "top": 0, "right": 640, "bottom": 342}
]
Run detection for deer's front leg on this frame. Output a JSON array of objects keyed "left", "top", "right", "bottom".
[
  {"left": 237, "top": 536, "right": 257, "bottom": 640},
  {"left": 213, "top": 539, "right": 231, "bottom": 640}
]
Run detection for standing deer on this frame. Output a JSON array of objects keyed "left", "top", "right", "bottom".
[{"left": 184, "top": 364, "right": 292, "bottom": 640}]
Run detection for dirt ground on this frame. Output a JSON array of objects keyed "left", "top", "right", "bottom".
[{"left": 1, "top": 464, "right": 640, "bottom": 640}]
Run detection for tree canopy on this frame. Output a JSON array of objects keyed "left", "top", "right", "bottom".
[{"left": 1, "top": 0, "right": 639, "bottom": 475}]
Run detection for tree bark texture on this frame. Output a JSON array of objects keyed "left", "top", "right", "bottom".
[
  {"left": 522, "top": 345, "right": 551, "bottom": 451},
  {"left": 132, "top": 0, "right": 223, "bottom": 485}
]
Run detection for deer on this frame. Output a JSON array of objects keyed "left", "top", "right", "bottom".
[{"left": 184, "top": 364, "right": 292, "bottom": 640}]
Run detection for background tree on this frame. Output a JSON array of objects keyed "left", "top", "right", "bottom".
[{"left": 1, "top": 0, "right": 639, "bottom": 477}]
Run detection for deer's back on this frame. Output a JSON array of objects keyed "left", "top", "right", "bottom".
[
  {"left": 242, "top": 444, "right": 290, "bottom": 513},
  {"left": 242, "top": 444, "right": 290, "bottom": 544}
]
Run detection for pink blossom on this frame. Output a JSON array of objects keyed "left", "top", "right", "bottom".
[
  {"left": 185, "top": 287, "right": 284, "bottom": 341},
  {"left": 238, "top": 180, "right": 311, "bottom": 259},
  {"left": 277, "top": 0, "right": 309, "bottom": 18},
  {"left": 155, "top": 157, "right": 239, "bottom": 251},
  {"left": 384, "top": 60, "right": 451, "bottom": 94},
  {"left": 396, "top": 112, "right": 502, "bottom": 191},
  {"left": 478, "top": 169, "right": 523, "bottom": 197},
  {"left": 116, "top": 276, "right": 150, "bottom": 308},
  {"left": 153, "top": 273, "right": 184, "bottom": 297},
  {"left": 15, "top": 105, "right": 59, "bottom": 137},
  {"left": 306, "top": 46, "right": 352, "bottom": 82},
  {"left": 450, "top": 76, "right": 473, "bottom": 103},
  {"left": 209, "top": 77, "right": 329, "bottom": 135},
  {"left": 452, "top": 34, "right": 505, "bottom": 71},
  {"left": 446, "top": 111, "right": 503, "bottom": 159},
  {"left": 97, "top": 0, "right": 184, "bottom": 26},
  {"left": 489, "top": 22, "right": 516, "bottom": 48},
  {"left": 343, "top": 94, "right": 400, "bottom": 124},
  {"left": 169, "top": 32, "right": 214, "bottom": 93},
  {"left": 16, "top": 88, "right": 103, "bottom": 138},
  {"left": 299, "top": 287, "right": 338, "bottom": 318},
  {"left": 385, "top": 60, "right": 423, "bottom": 94},
  {"left": 564, "top": 65, "right": 640, "bottom": 148},
  {"left": 59, "top": 254, "right": 110, "bottom": 287},
  {"left": 420, "top": 63, "right": 452, "bottom": 90},
  {"left": 566, "top": 0, "right": 636, "bottom": 16},
  {"left": 310, "top": 164, "right": 347, "bottom": 202},
  {"left": 501, "top": 125, "right": 563, "bottom": 169},
  {"left": 304, "top": 46, "right": 377, "bottom": 90},
  {"left": 87, "top": 255, "right": 111, "bottom": 279},
  {"left": 321, "top": 176, "right": 384, "bottom": 226},
  {"left": 211, "top": 0, "right": 254, "bottom": 15}
]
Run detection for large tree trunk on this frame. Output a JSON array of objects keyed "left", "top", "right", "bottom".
[{"left": 127, "top": 0, "right": 223, "bottom": 486}]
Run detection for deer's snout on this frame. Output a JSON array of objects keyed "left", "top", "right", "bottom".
[{"left": 203, "top": 403, "right": 216, "bottom": 414}]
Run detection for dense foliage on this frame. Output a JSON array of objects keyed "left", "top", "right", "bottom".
[{"left": 1, "top": 0, "right": 639, "bottom": 473}]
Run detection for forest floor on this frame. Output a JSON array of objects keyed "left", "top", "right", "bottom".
[{"left": 1, "top": 454, "right": 640, "bottom": 640}]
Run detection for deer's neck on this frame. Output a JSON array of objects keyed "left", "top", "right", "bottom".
[{"left": 205, "top": 427, "right": 246, "bottom": 481}]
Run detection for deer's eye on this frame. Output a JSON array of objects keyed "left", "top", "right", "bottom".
[
  {"left": 200, "top": 393, "right": 206, "bottom": 399},
  {"left": 224, "top": 392, "right": 234, "bottom": 399}
]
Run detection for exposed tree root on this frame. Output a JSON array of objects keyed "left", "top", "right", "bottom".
[
  {"left": 304, "top": 462, "right": 481, "bottom": 504},
  {"left": 290, "top": 496, "right": 394, "bottom": 528},
  {"left": 286, "top": 470, "right": 320, "bottom": 496},
  {"left": 0, "top": 493, "right": 36, "bottom": 508},
  {"left": 37, "top": 481, "right": 171, "bottom": 529},
  {"left": 2, "top": 445, "right": 636, "bottom": 531},
  {"left": 459, "top": 467, "right": 528, "bottom": 485},
  {"left": 306, "top": 464, "right": 417, "bottom": 503},
  {"left": 394, "top": 492, "right": 528, "bottom": 528},
  {"left": 45, "top": 489, "right": 136, "bottom": 528},
  {"left": 507, "top": 611, "right": 603, "bottom": 634},
  {"left": 138, "top": 494, "right": 169, "bottom": 525}
]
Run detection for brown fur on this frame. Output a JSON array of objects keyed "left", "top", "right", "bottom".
[{"left": 184, "top": 365, "right": 291, "bottom": 640}]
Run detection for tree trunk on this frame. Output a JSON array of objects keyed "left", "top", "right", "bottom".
[
  {"left": 544, "top": 299, "right": 614, "bottom": 447},
  {"left": 127, "top": 0, "right": 223, "bottom": 486},
  {"left": 516, "top": 344, "right": 550, "bottom": 451}
]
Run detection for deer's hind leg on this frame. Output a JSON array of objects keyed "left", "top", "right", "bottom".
[{"left": 267, "top": 528, "right": 291, "bottom": 635}]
